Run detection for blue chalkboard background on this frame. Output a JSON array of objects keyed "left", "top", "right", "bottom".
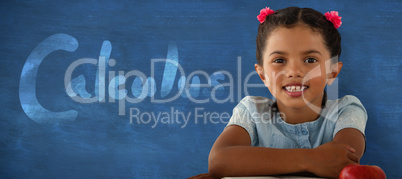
[{"left": 1, "top": 0, "right": 401, "bottom": 178}]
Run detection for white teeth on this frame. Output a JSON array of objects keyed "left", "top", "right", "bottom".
[{"left": 285, "top": 85, "right": 308, "bottom": 92}]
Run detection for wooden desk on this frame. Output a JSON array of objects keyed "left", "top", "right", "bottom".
[
  {"left": 223, "top": 176, "right": 326, "bottom": 179},
  {"left": 188, "top": 173, "right": 327, "bottom": 179}
]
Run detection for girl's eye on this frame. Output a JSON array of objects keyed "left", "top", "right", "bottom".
[
  {"left": 304, "top": 58, "right": 318, "bottom": 63},
  {"left": 273, "top": 58, "right": 286, "bottom": 63}
]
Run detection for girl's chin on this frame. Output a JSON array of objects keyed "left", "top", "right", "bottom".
[
  {"left": 276, "top": 93, "right": 324, "bottom": 111},
  {"left": 276, "top": 93, "right": 312, "bottom": 107}
]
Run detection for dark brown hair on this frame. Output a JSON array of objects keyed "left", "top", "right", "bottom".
[{"left": 256, "top": 7, "right": 341, "bottom": 65}]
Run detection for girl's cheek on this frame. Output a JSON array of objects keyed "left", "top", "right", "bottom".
[{"left": 303, "top": 64, "right": 323, "bottom": 82}]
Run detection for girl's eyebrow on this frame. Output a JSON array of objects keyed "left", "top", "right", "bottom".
[
  {"left": 303, "top": 50, "right": 322, "bottom": 56},
  {"left": 268, "top": 50, "right": 322, "bottom": 57},
  {"left": 268, "top": 51, "right": 287, "bottom": 57}
]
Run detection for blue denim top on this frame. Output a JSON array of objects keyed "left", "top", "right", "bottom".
[{"left": 227, "top": 95, "right": 367, "bottom": 148}]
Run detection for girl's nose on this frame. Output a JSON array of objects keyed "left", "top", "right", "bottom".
[{"left": 286, "top": 62, "right": 304, "bottom": 78}]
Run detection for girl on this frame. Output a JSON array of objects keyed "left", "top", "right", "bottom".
[{"left": 208, "top": 6, "right": 367, "bottom": 179}]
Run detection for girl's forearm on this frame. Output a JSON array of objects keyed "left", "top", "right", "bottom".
[{"left": 208, "top": 146, "right": 312, "bottom": 178}]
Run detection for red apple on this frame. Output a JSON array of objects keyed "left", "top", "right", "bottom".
[{"left": 339, "top": 164, "right": 386, "bottom": 179}]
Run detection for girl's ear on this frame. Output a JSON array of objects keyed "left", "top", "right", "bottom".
[
  {"left": 255, "top": 64, "right": 270, "bottom": 87},
  {"left": 255, "top": 63, "right": 266, "bottom": 81},
  {"left": 327, "top": 61, "right": 343, "bottom": 85}
]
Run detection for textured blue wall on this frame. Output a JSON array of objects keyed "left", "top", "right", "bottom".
[{"left": 1, "top": 0, "right": 401, "bottom": 178}]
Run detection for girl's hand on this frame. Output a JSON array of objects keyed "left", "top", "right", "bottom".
[{"left": 306, "top": 141, "right": 359, "bottom": 178}]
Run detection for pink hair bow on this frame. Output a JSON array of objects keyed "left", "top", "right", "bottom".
[
  {"left": 324, "top": 11, "right": 342, "bottom": 29},
  {"left": 257, "top": 7, "right": 275, "bottom": 24}
]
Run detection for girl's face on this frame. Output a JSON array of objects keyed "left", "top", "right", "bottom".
[{"left": 255, "top": 25, "right": 342, "bottom": 112}]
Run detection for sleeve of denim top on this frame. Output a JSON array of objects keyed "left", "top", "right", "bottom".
[
  {"left": 226, "top": 96, "right": 273, "bottom": 146},
  {"left": 332, "top": 95, "right": 368, "bottom": 137}
]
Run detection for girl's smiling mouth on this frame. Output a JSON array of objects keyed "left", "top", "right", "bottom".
[{"left": 282, "top": 83, "right": 309, "bottom": 97}]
